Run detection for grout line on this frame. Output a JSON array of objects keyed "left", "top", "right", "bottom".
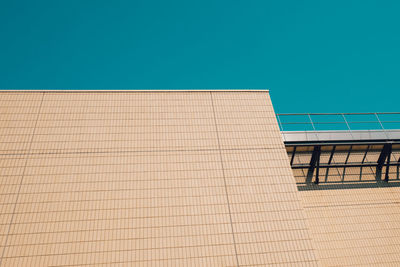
[
  {"left": 48, "top": 258, "right": 316, "bottom": 267},
  {"left": 0, "top": 147, "right": 284, "bottom": 157},
  {"left": 210, "top": 92, "right": 240, "bottom": 267},
  {"left": 0, "top": 243, "right": 314, "bottom": 260},
  {"left": 0, "top": 92, "right": 45, "bottom": 266},
  {"left": 0, "top": 230, "right": 313, "bottom": 248}
]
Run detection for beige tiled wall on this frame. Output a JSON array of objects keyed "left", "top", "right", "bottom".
[
  {"left": 0, "top": 91, "right": 319, "bottom": 266},
  {"left": 300, "top": 186, "right": 400, "bottom": 266},
  {"left": 290, "top": 147, "right": 400, "bottom": 266}
]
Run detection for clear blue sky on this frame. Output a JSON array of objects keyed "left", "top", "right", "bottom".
[{"left": 1, "top": 1, "right": 399, "bottom": 113}]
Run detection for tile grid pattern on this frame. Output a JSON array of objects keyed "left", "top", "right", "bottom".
[
  {"left": 300, "top": 186, "right": 400, "bottom": 266},
  {"left": 212, "top": 92, "right": 319, "bottom": 266},
  {"left": 0, "top": 91, "right": 319, "bottom": 266},
  {"left": 0, "top": 92, "right": 45, "bottom": 266},
  {"left": 210, "top": 92, "right": 240, "bottom": 266}
]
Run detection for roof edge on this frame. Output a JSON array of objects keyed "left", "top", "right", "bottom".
[{"left": 0, "top": 89, "right": 269, "bottom": 92}]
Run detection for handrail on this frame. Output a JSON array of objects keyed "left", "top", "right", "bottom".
[
  {"left": 276, "top": 112, "right": 400, "bottom": 132},
  {"left": 277, "top": 112, "right": 400, "bottom": 116}
]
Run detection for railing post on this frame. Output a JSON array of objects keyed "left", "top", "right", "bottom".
[
  {"left": 307, "top": 114, "right": 316, "bottom": 131},
  {"left": 277, "top": 114, "right": 284, "bottom": 131},
  {"left": 375, "top": 113, "right": 390, "bottom": 139},
  {"left": 341, "top": 113, "right": 355, "bottom": 140}
]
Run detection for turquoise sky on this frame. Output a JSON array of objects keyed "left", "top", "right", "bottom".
[{"left": 1, "top": 1, "right": 399, "bottom": 113}]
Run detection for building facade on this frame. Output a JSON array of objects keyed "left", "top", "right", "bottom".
[{"left": 0, "top": 90, "right": 399, "bottom": 266}]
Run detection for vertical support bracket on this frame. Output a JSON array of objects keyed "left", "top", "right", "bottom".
[
  {"left": 384, "top": 145, "right": 392, "bottom": 182},
  {"left": 360, "top": 145, "right": 370, "bottom": 181},
  {"left": 325, "top": 145, "right": 336, "bottom": 182},
  {"left": 290, "top": 146, "right": 296, "bottom": 166},
  {"left": 342, "top": 145, "right": 353, "bottom": 182},
  {"left": 306, "top": 145, "right": 321, "bottom": 185},
  {"left": 315, "top": 150, "right": 321, "bottom": 184},
  {"left": 376, "top": 143, "right": 392, "bottom": 182}
]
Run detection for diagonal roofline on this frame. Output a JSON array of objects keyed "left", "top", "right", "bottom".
[{"left": 0, "top": 89, "right": 269, "bottom": 92}]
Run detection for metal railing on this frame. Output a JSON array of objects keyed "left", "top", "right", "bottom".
[{"left": 276, "top": 112, "right": 400, "bottom": 132}]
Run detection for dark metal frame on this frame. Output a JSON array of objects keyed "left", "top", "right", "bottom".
[{"left": 288, "top": 142, "right": 400, "bottom": 184}]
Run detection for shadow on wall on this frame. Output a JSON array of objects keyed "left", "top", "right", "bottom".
[{"left": 298, "top": 180, "right": 400, "bottom": 191}]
